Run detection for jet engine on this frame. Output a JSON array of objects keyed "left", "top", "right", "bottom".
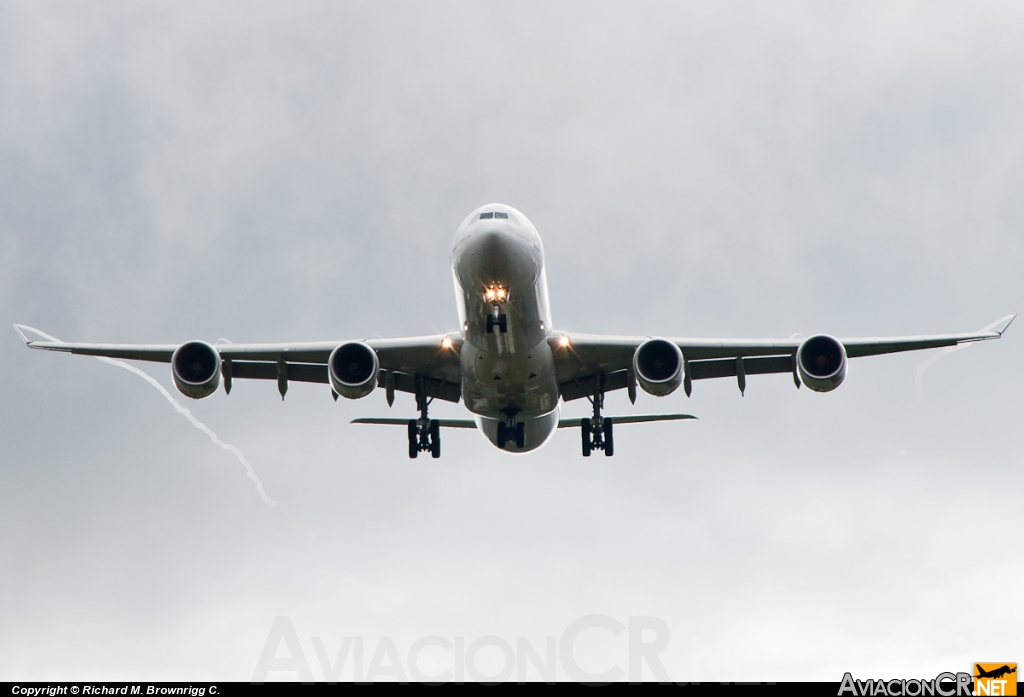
[
  {"left": 796, "top": 334, "right": 848, "bottom": 392},
  {"left": 171, "top": 341, "right": 222, "bottom": 399},
  {"left": 633, "top": 338, "right": 684, "bottom": 396},
  {"left": 329, "top": 341, "right": 379, "bottom": 399}
]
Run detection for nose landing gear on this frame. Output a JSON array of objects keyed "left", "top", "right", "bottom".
[
  {"left": 407, "top": 380, "right": 441, "bottom": 458},
  {"left": 581, "top": 376, "right": 614, "bottom": 457},
  {"left": 485, "top": 305, "right": 508, "bottom": 334}
]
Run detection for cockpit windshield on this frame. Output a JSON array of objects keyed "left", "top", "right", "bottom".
[{"left": 479, "top": 211, "right": 510, "bottom": 220}]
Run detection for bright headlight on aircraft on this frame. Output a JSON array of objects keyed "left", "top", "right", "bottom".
[
  {"left": 559, "top": 336, "right": 570, "bottom": 347},
  {"left": 441, "top": 337, "right": 453, "bottom": 349},
  {"left": 484, "top": 285, "right": 508, "bottom": 302}
]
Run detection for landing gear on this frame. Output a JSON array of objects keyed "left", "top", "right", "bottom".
[
  {"left": 407, "top": 417, "right": 440, "bottom": 458},
  {"left": 407, "top": 379, "right": 441, "bottom": 459},
  {"left": 580, "top": 376, "right": 614, "bottom": 457},
  {"left": 497, "top": 410, "right": 525, "bottom": 449},
  {"left": 486, "top": 308, "right": 508, "bottom": 334},
  {"left": 430, "top": 419, "right": 441, "bottom": 458}
]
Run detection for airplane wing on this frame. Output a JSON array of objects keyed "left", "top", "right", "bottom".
[
  {"left": 14, "top": 325, "right": 464, "bottom": 403},
  {"left": 550, "top": 314, "right": 1015, "bottom": 401}
]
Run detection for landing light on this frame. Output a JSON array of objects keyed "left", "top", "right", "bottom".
[
  {"left": 484, "top": 285, "right": 508, "bottom": 303},
  {"left": 558, "top": 336, "right": 570, "bottom": 347},
  {"left": 441, "top": 337, "right": 453, "bottom": 349}
]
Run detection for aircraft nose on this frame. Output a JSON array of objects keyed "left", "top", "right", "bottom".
[
  {"left": 455, "top": 225, "right": 537, "bottom": 288},
  {"left": 472, "top": 229, "right": 517, "bottom": 265}
]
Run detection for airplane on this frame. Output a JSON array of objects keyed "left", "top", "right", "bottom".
[
  {"left": 16, "top": 203, "right": 1015, "bottom": 458},
  {"left": 975, "top": 665, "right": 1016, "bottom": 680}
]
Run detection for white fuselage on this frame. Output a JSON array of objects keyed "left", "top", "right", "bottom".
[{"left": 452, "top": 204, "right": 560, "bottom": 451}]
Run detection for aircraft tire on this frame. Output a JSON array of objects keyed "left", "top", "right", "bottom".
[
  {"left": 498, "top": 314, "right": 508, "bottom": 333},
  {"left": 581, "top": 418, "right": 591, "bottom": 457},
  {"left": 497, "top": 421, "right": 507, "bottom": 449},
  {"left": 430, "top": 419, "right": 441, "bottom": 458},
  {"left": 486, "top": 315, "right": 494, "bottom": 333},
  {"left": 603, "top": 417, "right": 614, "bottom": 457},
  {"left": 408, "top": 419, "right": 418, "bottom": 459},
  {"left": 515, "top": 421, "right": 525, "bottom": 448}
]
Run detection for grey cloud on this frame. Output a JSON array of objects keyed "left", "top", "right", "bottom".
[{"left": 1, "top": 0, "right": 1022, "bottom": 681}]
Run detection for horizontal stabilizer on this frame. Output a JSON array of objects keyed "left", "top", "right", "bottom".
[
  {"left": 557, "top": 414, "right": 697, "bottom": 428},
  {"left": 351, "top": 417, "right": 477, "bottom": 429}
]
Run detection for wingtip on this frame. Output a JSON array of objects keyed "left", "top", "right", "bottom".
[
  {"left": 12, "top": 324, "right": 31, "bottom": 345},
  {"left": 988, "top": 314, "right": 1016, "bottom": 336},
  {"left": 12, "top": 324, "right": 63, "bottom": 348}
]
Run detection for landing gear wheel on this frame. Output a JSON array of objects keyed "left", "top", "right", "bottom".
[
  {"left": 430, "top": 419, "right": 441, "bottom": 458},
  {"left": 498, "top": 314, "right": 508, "bottom": 333},
  {"left": 603, "top": 417, "right": 614, "bottom": 457},
  {"left": 486, "top": 315, "right": 495, "bottom": 334},
  {"left": 581, "top": 418, "right": 592, "bottom": 457},
  {"left": 515, "top": 421, "right": 526, "bottom": 448},
  {"left": 408, "top": 419, "right": 418, "bottom": 459},
  {"left": 497, "top": 421, "right": 508, "bottom": 449}
]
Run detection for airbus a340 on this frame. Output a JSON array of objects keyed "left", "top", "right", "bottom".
[{"left": 17, "top": 204, "right": 1014, "bottom": 458}]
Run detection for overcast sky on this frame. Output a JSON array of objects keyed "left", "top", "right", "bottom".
[{"left": 1, "top": 0, "right": 1022, "bottom": 682}]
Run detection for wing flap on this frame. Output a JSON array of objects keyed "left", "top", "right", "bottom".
[
  {"left": 230, "top": 361, "right": 329, "bottom": 384},
  {"left": 559, "top": 369, "right": 630, "bottom": 402},
  {"left": 379, "top": 371, "right": 461, "bottom": 403},
  {"left": 690, "top": 355, "right": 793, "bottom": 380}
]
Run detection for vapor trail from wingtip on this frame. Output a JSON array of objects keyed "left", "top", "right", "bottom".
[
  {"left": 915, "top": 316, "right": 1009, "bottom": 395},
  {"left": 13, "top": 324, "right": 278, "bottom": 506},
  {"left": 915, "top": 344, "right": 968, "bottom": 395}
]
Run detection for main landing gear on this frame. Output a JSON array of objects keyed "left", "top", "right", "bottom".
[
  {"left": 408, "top": 381, "right": 440, "bottom": 459},
  {"left": 581, "top": 376, "right": 613, "bottom": 457},
  {"left": 496, "top": 409, "right": 525, "bottom": 450}
]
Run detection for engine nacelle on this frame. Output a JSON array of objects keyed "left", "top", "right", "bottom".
[
  {"left": 796, "top": 334, "right": 848, "bottom": 393},
  {"left": 329, "top": 341, "right": 379, "bottom": 400},
  {"left": 633, "top": 338, "right": 684, "bottom": 397},
  {"left": 171, "top": 341, "right": 222, "bottom": 400}
]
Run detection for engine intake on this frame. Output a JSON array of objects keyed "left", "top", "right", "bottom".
[
  {"left": 796, "top": 334, "right": 848, "bottom": 393},
  {"left": 171, "top": 341, "right": 222, "bottom": 399},
  {"left": 633, "top": 338, "right": 683, "bottom": 396},
  {"left": 329, "top": 342, "right": 379, "bottom": 400}
]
